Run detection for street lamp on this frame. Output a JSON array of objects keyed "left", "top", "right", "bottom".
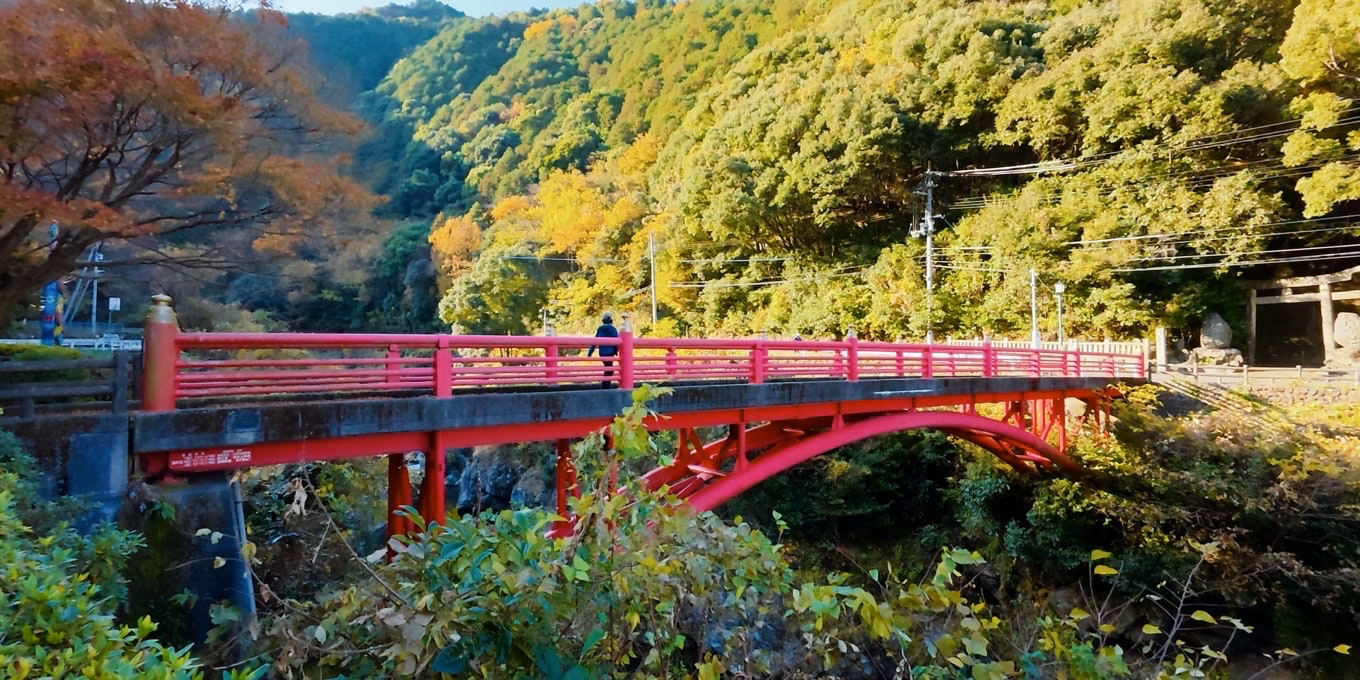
[{"left": 1054, "top": 282, "right": 1066, "bottom": 345}]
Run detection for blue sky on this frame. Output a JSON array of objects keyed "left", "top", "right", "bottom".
[{"left": 274, "top": 0, "right": 579, "bottom": 15}]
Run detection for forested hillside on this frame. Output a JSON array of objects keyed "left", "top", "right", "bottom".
[
  {"left": 295, "top": 0, "right": 1358, "bottom": 346},
  {"left": 285, "top": 0, "right": 464, "bottom": 99},
  {"left": 7, "top": 3, "right": 1360, "bottom": 677}
]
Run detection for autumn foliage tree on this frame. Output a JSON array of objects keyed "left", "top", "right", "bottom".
[{"left": 0, "top": 0, "right": 367, "bottom": 327}]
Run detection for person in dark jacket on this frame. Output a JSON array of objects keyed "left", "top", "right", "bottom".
[{"left": 587, "top": 313, "right": 619, "bottom": 388}]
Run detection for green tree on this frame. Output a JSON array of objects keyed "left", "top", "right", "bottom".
[{"left": 1280, "top": 0, "right": 1360, "bottom": 216}]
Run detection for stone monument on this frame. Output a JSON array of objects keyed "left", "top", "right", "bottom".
[
  {"left": 1189, "top": 312, "right": 1244, "bottom": 366},
  {"left": 1328, "top": 312, "right": 1360, "bottom": 367}
]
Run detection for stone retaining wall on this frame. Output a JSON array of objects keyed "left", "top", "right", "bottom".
[{"left": 1240, "top": 385, "right": 1360, "bottom": 407}]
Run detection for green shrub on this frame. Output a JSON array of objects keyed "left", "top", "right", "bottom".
[
  {"left": 0, "top": 344, "right": 83, "bottom": 362},
  {"left": 996, "top": 386, "right": 1360, "bottom": 672},
  {"left": 0, "top": 429, "right": 221, "bottom": 679},
  {"left": 0, "top": 344, "right": 88, "bottom": 384}
]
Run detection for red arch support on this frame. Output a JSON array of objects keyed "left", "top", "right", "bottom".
[{"left": 683, "top": 411, "right": 1076, "bottom": 514}]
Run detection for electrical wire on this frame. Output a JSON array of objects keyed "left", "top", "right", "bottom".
[
  {"left": 942, "top": 106, "right": 1360, "bottom": 181},
  {"left": 946, "top": 110, "right": 1360, "bottom": 210},
  {"left": 678, "top": 256, "right": 790, "bottom": 263},
  {"left": 1128, "top": 242, "right": 1360, "bottom": 263},
  {"left": 949, "top": 150, "right": 1360, "bottom": 210},
  {"left": 1069, "top": 215, "right": 1360, "bottom": 251},
  {"left": 935, "top": 263, "right": 1015, "bottom": 274},
  {"left": 1114, "top": 251, "right": 1360, "bottom": 272},
  {"left": 668, "top": 266, "right": 867, "bottom": 289},
  {"left": 498, "top": 255, "right": 623, "bottom": 263},
  {"left": 1065, "top": 214, "right": 1360, "bottom": 245}
]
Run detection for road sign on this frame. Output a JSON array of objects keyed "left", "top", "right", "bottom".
[{"left": 108, "top": 297, "right": 121, "bottom": 311}]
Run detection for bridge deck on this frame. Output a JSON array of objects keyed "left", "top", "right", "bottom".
[{"left": 134, "top": 376, "right": 1126, "bottom": 472}]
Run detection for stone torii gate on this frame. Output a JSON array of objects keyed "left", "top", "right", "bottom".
[{"left": 1248, "top": 264, "right": 1360, "bottom": 366}]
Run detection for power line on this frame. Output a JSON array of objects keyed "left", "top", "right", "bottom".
[
  {"left": 668, "top": 267, "right": 867, "bottom": 289},
  {"left": 936, "top": 263, "right": 1014, "bottom": 274},
  {"left": 943, "top": 106, "right": 1360, "bottom": 182},
  {"left": 1078, "top": 223, "right": 1360, "bottom": 255},
  {"left": 949, "top": 150, "right": 1360, "bottom": 210},
  {"left": 1185, "top": 113, "right": 1360, "bottom": 151},
  {"left": 1130, "top": 242, "right": 1360, "bottom": 263},
  {"left": 946, "top": 110, "right": 1360, "bottom": 209},
  {"left": 678, "top": 256, "right": 790, "bottom": 263},
  {"left": 1115, "top": 250, "right": 1360, "bottom": 272},
  {"left": 922, "top": 235, "right": 1360, "bottom": 275},
  {"left": 1068, "top": 214, "right": 1360, "bottom": 247},
  {"left": 498, "top": 255, "right": 623, "bottom": 263}
]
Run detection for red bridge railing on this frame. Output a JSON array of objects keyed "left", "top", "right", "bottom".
[{"left": 140, "top": 297, "right": 1145, "bottom": 410}]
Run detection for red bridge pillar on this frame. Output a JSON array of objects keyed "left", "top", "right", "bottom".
[
  {"left": 387, "top": 454, "right": 412, "bottom": 539},
  {"left": 141, "top": 294, "right": 179, "bottom": 477},
  {"left": 419, "top": 430, "right": 450, "bottom": 526},
  {"left": 142, "top": 294, "right": 178, "bottom": 412},
  {"left": 553, "top": 438, "right": 577, "bottom": 535}
]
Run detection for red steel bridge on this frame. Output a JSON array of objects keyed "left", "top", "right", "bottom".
[{"left": 132, "top": 297, "right": 1145, "bottom": 537}]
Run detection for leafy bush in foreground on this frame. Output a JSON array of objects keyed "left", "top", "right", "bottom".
[
  {"left": 251, "top": 388, "right": 1139, "bottom": 678},
  {"left": 0, "top": 432, "right": 216, "bottom": 679}
]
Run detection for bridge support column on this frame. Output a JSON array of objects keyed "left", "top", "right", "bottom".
[
  {"left": 122, "top": 473, "right": 256, "bottom": 648},
  {"left": 1055, "top": 398, "right": 1069, "bottom": 451},
  {"left": 69, "top": 416, "right": 131, "bottom": 530},
  {"left": 1079, "top": 396, "right": 1110, "bottom": 438},
  {"left": 420, "top": 431, "right": 449, "bottom": 526},
  {"left": 554, "top": 439, "right": 577, "bottom": 527},
  {"left": 1031, "top": 398, "right": 1050, "bottom": 442},
  {"left": 387, "top": 454, "right": 412, "bottom": 539},
  {"left": 1003, "top": 400, "right": 1026, "bottom": 430},
  {"left": 735, "top": 423, "right": 749, "bottom": 470},
  {"left": 1028, "top": 398, "right": 1069, "bottom": 451}
]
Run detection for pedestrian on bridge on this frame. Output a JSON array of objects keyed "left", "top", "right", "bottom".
[{"left": 587, "top": 313, "right": 619, "bottom": 388}]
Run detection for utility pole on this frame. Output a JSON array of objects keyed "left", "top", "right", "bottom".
[
  {"left": 915, "top": 171, "right": 937, "bottom": 343},
  {"left": 91, "top": 251, "right": 103, "bottom": 335},
  {"left": 1030, "top": 267, "right": 1040, "bottom": 348},
  {"left": 1054, "top": 282, "right": 1066, "bottom": 345},
  {"left": 649, "top": 232, "right": 658, "bottom": 326}
]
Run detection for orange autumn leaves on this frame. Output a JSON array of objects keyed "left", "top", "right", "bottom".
[{"left": 0, "top": 0, "right": 371, "bottom": 324}]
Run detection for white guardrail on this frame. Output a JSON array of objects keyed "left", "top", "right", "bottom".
[{"left": 0, "top": 335, "right": 143, "bottom": 351}]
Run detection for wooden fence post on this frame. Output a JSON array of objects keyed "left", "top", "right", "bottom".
[{"left": 112, "top": 350, "right": 129, "bottom": 414}]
